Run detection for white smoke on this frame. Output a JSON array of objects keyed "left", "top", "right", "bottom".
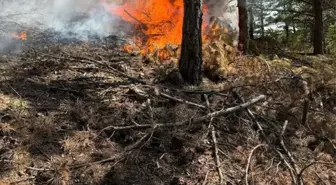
[
  {"left": 204, "top": 0, "right": 238, "bottom": 28},
  {"left": 204, "top": 0, "right": 239, "bottom": 45},
  {"left": 0, "top": 0, "right": 239, "bottom": 53},
  {"left": 0, "top": 0, "right": 120, "bottom": 53}
]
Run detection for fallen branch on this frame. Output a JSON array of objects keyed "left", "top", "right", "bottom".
[
  {"left": 124, "top": 9, "right": 146, "bottom": 29},
  {"left": 296, "top": 161, "right": 335, "bottom": 184},
  {"left": 245, "top": 144, "right": 265, "bottom": 185},
  {"left": 280, "top": 120, "right": 300, "bottom": 176},
  {"left": 211, "top": 125, "right": 224, "bottom": 184},
  {"left": 101, "top": 95, "right": 266, "bottom": 131},
  {"left": 9, "top": 177, "right": 36, "bottom": 185},
  {"left": 232, "top": 91, "right": 298, "bottom": 184},
  {"left": 71, "top": 132, "right": 153, "bottom": 169},
  {"left": 301, "top": 80, "right": 310, "bottom": 125},
  {"left": 26, "top": 167, "right": 52, "bottom": 171},
  {"left": 202, "top": 171, "right": 210, "bottom": 185},
  {"left": 60, "top": 50, "right": 147, "bottom": 84},
  {"left": 160, "top": 92, "right": 206, "bottom": 109}
]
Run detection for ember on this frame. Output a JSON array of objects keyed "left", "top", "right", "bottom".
[{"left": 10, "top": 31, "right": 27, "bottom": 40}]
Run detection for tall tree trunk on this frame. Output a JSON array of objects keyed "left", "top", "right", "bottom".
[
  {"left": 292, "top": 19, "right": 296, "bottom": 33},
  {"left": 313, "top": 0, "right": 323, "bottom": 54},
  {"left": 260, "top": 7, "right": 265, "bottom": 37},
  {"left": 238, "top": 0, "right": 248, "bottom": 54},
  {"left": 179, "top": 0, "right": 203, "bottom": 85},
  {"left": 248, "top": 6, "right": 254, "bottom": 39},
  {"left": 283, "top": 2, "right": 289, "bottom": 41},
  {"left": 285, "top": 23, "right": 289, "bottom": 40}
]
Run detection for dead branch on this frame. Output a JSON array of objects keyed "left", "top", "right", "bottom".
[
  {"left": 71, "top": 132, "right": 153, "bottom": 169},
  {"left": 9, "top": 177, "right": 36, "bottom": 185},
  {"left": 245, "top": 144, "right": 265, "bottom": 185},
  {"left": 203, "top": 94, "right": 211, "bottom": 110},
  {"left": 26, "top": 167, "right": 52, "bottom": 171},
  {"left": 280, "top": 120, "right": 300, "bottom": 174},
  {"left": 211, "top": 125, "right": 224, "bottom": 184},
  {"left": 124, "top": 9, "right": 146, "bottom": 28},
  {"left": 160, "top": 92, "right": 207, "bottom": 109},
  {"left": 101, "top": 95, "right": 266, "bottom": 131},
  {"left": 280, "top": 121, "right": 305, "bottom": 185},
  {"left": 301, "top": 80, "right": 310, "bottom": 125},
  {"left": 63, "top": 52, "right": 147, "bottom": 84},
  {"left": 314, "top": 171, "right": 328, "bottom": 185},
  {"left": 232, "top": 91, "right": 298, "bottom": 184},
  {"left": 35, "top": 49, "right": 147, "bottom": 85},
  {"left": 296, "top": 161, "right": 335, "bottom": 183},
  {"left": 202, "top": 171, "right": 210, "bottom": 185}
]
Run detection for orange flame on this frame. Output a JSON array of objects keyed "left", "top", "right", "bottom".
[
  {"left": 103, "top": 0, "right": 208, "bottom": 55},
  {"left": 11, "top": 31, "right": 27, "bottom": 40}
]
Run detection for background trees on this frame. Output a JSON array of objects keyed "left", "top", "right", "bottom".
[{"left": 246, "top": 0, "right": 336, "bottom": 55}]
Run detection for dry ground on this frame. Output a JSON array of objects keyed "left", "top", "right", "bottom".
[{"left": 0, "top": 36, "right": 336, "bottom": 185}]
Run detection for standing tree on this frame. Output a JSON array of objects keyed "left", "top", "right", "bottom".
[
  {"left": 313, "top": 0, "right": 323, "bottom": 54},
  {"left": 179, "top": 0, "right": 203, "bottom": 85},
  {"left": 248, "top": 6, "right": 255, "bottom": 39},
  {"left": 238, "top": 0, "right": 248, "bottom": 54}
]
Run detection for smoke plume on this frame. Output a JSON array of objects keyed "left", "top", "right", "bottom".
[{"left": 0, "top": 0, "right": 239, "bottom": 52}]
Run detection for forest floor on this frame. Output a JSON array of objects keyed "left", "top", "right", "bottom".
[{"left": 0, "top": 36, "right": 336, "bottom": 185}]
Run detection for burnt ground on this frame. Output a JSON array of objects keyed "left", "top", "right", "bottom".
[{"left": 0, "top": 35, "right": 336, "bottom": 185}]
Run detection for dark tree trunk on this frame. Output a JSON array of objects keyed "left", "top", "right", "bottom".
[
  {"left": 260, "top": 8, "right": 265, "bottom": 37},
  {"left": 313, "top": 0, "right": 323, "bottom": 54},
  {"left": 179, "top": 0, "right": 203, "bottom": 85},
  {"left": 285, "top": 24, "right": 289, "bottom": 39},
  {"left": 292, "top": 19, "right": 296, "bottom": 33},
  {"left": 248, "top": 6, "right": 254, "bottom": 39},
  {"left": 238, "top": 0, "right": 248, "bottom": 54},
  {"left": 283, "top": 2, "right": 289, "bottom": 41}
]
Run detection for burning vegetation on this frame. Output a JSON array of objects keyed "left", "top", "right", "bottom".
[{"left": 0, "top": 0, "right": 335, "bottom": 185}]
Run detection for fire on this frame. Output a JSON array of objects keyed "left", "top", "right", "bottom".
[
  {"left": 103, "top": 0, "right": 208, "bottom": 56},
  {"left": 10, "top": 31, "right": 27, "bottom": 40}
]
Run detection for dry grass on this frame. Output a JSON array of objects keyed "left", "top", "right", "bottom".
[{"left": 0, "top": 30, "right": 335, "bottom": 185}]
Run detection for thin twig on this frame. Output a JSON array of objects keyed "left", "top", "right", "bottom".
[
  {"left": 314, "top": 171, "right": 328, "bottom": 185},
  {"left": 9, "top": 177, "right": 36, "bottom": 185},
  {"left": 301, "top": 81, "right": 310, "bottom": 125},
  {"left": 124, "top": 9, "right": 146, "bottom": 28},
  {"left": 203, "top": 94, "right": 211, "bottom": 110},
  {"left": 267, "top": 161, "right": 281, "bottom": 185},
  {"left": 160, "top": 92, "right": 206, "bottom": 109},
  {"left": 71, "top": 132, "right": 153, "bottom": 169},
  {"left": 211, "top": 125, "right": 224, "bottom": 184},
  {"left": 26, "top": 167, "right": 52, "bottom": 171},
  {"left": 101, "top": 95, "right": 266, "bottom": 131},
  {"left": 297, "top": 161, "right": 335, "bottom": 183},
  {"left": 202, "top": 171, "right": 210, "bottom": 185},
  {"left": 280, "top": 120, "right": 299, "bottom": 173},
  {"left": 36, "top": 50, "right": 146, "bottom": 84},
  {"left": 233, "top": 91, "right": 298, "bottom": 184},
  {"left": 245, "top": 144, "right": 265, "bottom": 185}
]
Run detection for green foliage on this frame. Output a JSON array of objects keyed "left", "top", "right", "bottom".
[
  {"left": 326, "top": 23, "right": 336, "bottom": 55},
  {"left": 286, "top": 30, "right": 312, "bottom": 52}
]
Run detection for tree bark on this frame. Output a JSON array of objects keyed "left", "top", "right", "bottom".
[
  {"left": 179, "top": 0, "right": 203, "bottom": 85},
  {"left": 285, "top": 23, "right": 289, "bottom": 40},
  {"left": 292, "top": 19, "right": 296, "bottom": 33},
  {"left": 283, "top": 2, "right": 289, "bottom": 41},
  {"left": 248, "top": 6, "right": 254, "bottom": 39},
  {"left": 260, "top": 7, "right": 265, "bottom": 37},
  {"left": 313, "top": 0, "right": 323, "bottom": 54},
  {"left": 238, "top": 0, "right": 248, "bottom": 54}
]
